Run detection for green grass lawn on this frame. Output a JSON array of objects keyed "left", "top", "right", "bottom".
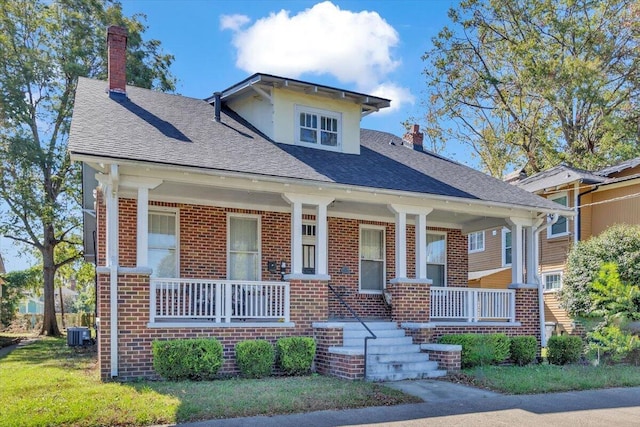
[
  {"left": 0, "top": 337, "right": 419, "bottom": 427},
  {"left": 461, "top": 363, "right": 640, "bottom": 394}
]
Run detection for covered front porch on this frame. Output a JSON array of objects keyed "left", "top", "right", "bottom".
[{"left": 91, "top": 163, "right": 557, "bottom": 380}]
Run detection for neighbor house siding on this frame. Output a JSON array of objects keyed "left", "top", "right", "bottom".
[
  {"left": 468, "top": 227, "right": 504, "bottom": 271},
  {"left": 591, "top": 185, "right": 640, "bottom": 236}
]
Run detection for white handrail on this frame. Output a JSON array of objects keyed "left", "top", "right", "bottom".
[
  {"left": 150, "top": 278, "right": 290, "bottom": 323},
  {"left": 430, "top": 287, "right": 515, "bottom": 322}
]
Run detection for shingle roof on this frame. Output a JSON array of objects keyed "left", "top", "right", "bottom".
[
  {"left": 68, "top": 77, "right": 565, "bottom": 212},
  {"left": 516, "top": 165, "right": 605, "bottom": 193},
  {"left": 596, "top": 157, "right": 640, "bottom": 177}
]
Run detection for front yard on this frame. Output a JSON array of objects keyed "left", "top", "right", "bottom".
[
  {"left": 0, "top": 337, "right": 418, "bottom": 427},
  {"left": 455, "top": 363, "right": 640, "bottom": 394}
]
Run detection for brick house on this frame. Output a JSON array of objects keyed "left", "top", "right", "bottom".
[
  {"left": 68, "top": 26, "right": 570, "bottom": 381},
  {"left": 469, "top": 160, "right": 640, "bottom": 338}
]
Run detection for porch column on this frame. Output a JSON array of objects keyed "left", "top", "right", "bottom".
[
  {"left": 394, "top": 209, "right": 407, "bottom": 279},
  {"left": 291, "top": 200, "right": 303, "bottom": 275},
  {"left": 525, "top": 226, "right": 536, "bottom": 284},
  {"left": 414, "top": 210, "right": 433, "bottom": 279},
  {"left": 507, "top": 217, "right": 534, "bottom": 285},
  {"left": 136, "top": 186, "right": 149, "bottom": 267},
  {"left": 316, "top": 201, "right": 330, "bottom": 276}
]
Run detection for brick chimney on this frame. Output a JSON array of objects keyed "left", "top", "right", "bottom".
[
  {"left": 403, "top": 124, "right": 424, "bottom": 150},
  {"left": 107, "top": 25, "right": 128, "bottom": 96}
]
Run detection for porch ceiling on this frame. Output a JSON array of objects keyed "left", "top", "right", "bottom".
[{"left": 141, "top": 180, "right": 500, "bottom": 229}]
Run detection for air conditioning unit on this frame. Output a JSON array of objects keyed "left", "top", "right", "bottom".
[{"left": 67, "top": 327, "right": 91, "bottom": 347}]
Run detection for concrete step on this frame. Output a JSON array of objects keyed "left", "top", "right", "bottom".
[
  {"left": 368, "top": 343, "right": 422, "bottom": 355},
  {"left": 366, "top": 360, "right": 439, "bottom": 375},
  {"left": 343, "top": 328, "right": 405, "bottom": 339},
  {"left": 342, "top": 322, "right": 398, "bottom": 331},
  {"left": 367, "top": 369, "right": 447, "bottom": 382},
  {"left": 343, "top": 336, "right": 413, "bottom": 348},
  {"left": 368, "top": 352, "right": 431, "bottom": 363}
]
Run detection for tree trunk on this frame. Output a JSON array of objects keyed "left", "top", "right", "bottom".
[
  {"left": 41, "top": 225, "right": 61, "bottom": 336},
  {"left": 59, "top": 284, "right": 66, "bottom": 330}
]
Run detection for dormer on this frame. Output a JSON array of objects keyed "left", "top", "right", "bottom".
[{"left": 209, "top": 73, "right": 390, "bottom": 155}]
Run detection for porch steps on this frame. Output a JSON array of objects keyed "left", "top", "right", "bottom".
[{"left": 330, "top": 322, "right": 447, "bottom": 381}]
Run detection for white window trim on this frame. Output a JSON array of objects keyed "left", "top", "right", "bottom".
[
  {"left": 148, "top": 207, "right": 180, "bottom": 278},
  {"left": 468, "top": 231, "right": 485, "bottom": 253},
  {"left": 548, "top": 191, "right": 570, "bottom": 239},
  {"left": 359, "top": 224, "right": 386, "bottom": 294},
  {"left": 294, "top": 104, "right": 342, "bottom": 152},
  {"left": 302, "top": 221, "right": 317, "bottom": 274},
  {"left": 542, "top": 270, "right": 563, "bottom": 293},
  {"left": 226, "top": 213, "right": 262, "bottom": 281},
  {"left": 502, "top": 228, "right": 512, "bottom": 267},
  {"left": 427, "top": 231, "right": 447, "bottom": 287}
]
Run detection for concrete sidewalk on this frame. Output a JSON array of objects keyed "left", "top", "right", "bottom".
[{"left": 174, "top": 382, "right": 640, "bottom": 427}]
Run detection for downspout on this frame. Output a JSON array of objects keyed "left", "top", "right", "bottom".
[
  {"left": 577, "top": 184, "right": 600, "bottom": 241},
  {"left": 107, "top": 164, "right": 120, "bottom": 378},
  {"left": 534, "top": 213, "right": 558, "bottom": 347}
]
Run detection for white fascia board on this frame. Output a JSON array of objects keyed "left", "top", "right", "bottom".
[{"left": 71, "top": 154, "right": 565, "bottom": 219}]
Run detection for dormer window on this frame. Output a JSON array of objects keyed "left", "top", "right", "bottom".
[{"left": 296, "top": 105, "right": 341, "bottom": 149}]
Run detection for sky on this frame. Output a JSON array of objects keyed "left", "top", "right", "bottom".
[{"left": 1, "top": 0, "right": 466, "bottom": 272}]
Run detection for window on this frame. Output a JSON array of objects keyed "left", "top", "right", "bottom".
[
  {"left": 502, "top": 229, "right": 512, "bottom": 266},
  {"left": 302, "top": 223, "right": 316, "bottom": 274},
  {"left": 468, "top": 231, "right": 485, "bottom": 253},
  {"left": 228, "top": 215, "right": 260, "bottom": 281},
  {"left": 148, "top": 210, "right": 178, "bottom": 278},
  {"left": 427, "top": 232, "right": 446, "bottom": 287},
  {"left": 543, "top": 272, "right": 563, "bottom": 292},
  {"left": 360, "top": 227, "right": 385, "bottom": 293},
  {"left": 548, "top": 193, "right": 569, "bottom": 238},
  {"left": 296, "top": 105, "right": 341, "bottom": 149}
]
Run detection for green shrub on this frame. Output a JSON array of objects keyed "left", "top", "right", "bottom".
[
  {"left": 510, "top": 336, "right": 538, "bottom": 366},
  {"left": 152, "top": 338, "right": 223, "bottom": 380},
  {"left": 547, "top": 335, "right": 583, "bottom": 365},
  {"left": 276, "top": 336, "right": 316, "bottom": 375},
  {"left": 561, "top": 224, "right": 640, "bottom": 317},
  {"left": 439, "top": 333, "right": 510, "bottom": 368},
  {"left": 235, "top": 339, "right": 275, "bottom": 378}
]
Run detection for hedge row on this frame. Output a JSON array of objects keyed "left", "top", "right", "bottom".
[
  {"left": 438, "top": 333, "right": 585, "bottom": 367},
  {"left": 152, "top": 336, "right": 316, "bottom": 380}
]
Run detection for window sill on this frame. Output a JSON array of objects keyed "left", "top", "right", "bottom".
[
  {"left": 468, "top": 249, "right": 485, "bottom": 254},
  {"left": 296, "top": 141, "right": 342, "bottom": 153},
  {"left": 547, "top": 232, "right": 570, "bottom": 240}
]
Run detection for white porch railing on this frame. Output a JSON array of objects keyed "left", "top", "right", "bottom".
[
  {"left": 430, "top": 287, "right": 516, "bottom": 322},
  {"left": 150, "top": 278, "right": 290, "bottom": 323}
]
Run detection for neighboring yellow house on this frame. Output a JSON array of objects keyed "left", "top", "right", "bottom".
[{"left": 469, "top": 158, "right": 640, "bottom": 336}]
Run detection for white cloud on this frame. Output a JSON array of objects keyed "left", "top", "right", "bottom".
[
  {"left": 222, "top": 1, "right": 400, "bottom": 91},
  {"left": 220, "top": 14, "right": 251, "bottom": 31},
  {"left": 369, "top": 82, "right": 415, "bottom": 114}
]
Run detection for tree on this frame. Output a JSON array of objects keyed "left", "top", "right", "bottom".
[
  {"left": 421, "top": 0, "right": 640, "bottom": 177},
  {"left": 559, "top": 224, "right": 640, "bottom": 317},
  {"left": 0, "top": 0, "right": 175, "bottom": 336},
  {"left": 0, "top": 267, "right": 42, "bottom": 326}
]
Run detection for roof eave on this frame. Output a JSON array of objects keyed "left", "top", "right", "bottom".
[{"left": 69, "top": 152, "right": 573, "bottom": 217}]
